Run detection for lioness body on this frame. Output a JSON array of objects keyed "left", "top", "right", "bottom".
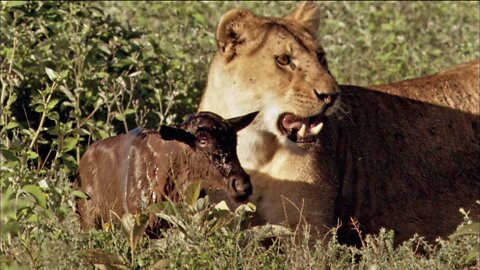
[
  {"left": 336, "top": 60, "right": 479, "bottom": 243},
  {"left": 200, "top": 3, "right": 480, "bottom": 243}
]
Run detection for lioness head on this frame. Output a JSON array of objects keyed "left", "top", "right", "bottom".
[{"left": 200, "top": 2, "right": 340, "bottom": 150}]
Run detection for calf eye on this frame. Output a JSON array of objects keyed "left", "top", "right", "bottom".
[
  {"left": 197, "top": 137, "right": 208, "bottom": 147},
  {"left": 275, "top": 54, "right": 291, "bottom": 66}
]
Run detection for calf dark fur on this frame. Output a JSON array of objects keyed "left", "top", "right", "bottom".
[{"left": 76, "top": 111, "right": 258, "bottom": 230}]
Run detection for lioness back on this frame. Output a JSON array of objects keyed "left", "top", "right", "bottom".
[{"left": 200, "top": 2, "right": 479, "bottom": 244}]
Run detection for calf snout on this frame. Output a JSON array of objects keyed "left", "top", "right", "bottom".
[{"left": 228, "top": 173, "right": 252, "bottom": 201}]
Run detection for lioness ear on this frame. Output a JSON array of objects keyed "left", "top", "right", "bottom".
[
  {"left": 216, "top": 8, "right": 263, "bottom": 62},
  {"left": 227, "top": 111, "right": 259, "bottom": 132},
  {"left": 284, "top": 1, "right": 320, "bottom": 37}
]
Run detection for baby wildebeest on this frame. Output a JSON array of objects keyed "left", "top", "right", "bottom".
[{"left": 76, "top": 111, "right": 258, "bottom": 230}]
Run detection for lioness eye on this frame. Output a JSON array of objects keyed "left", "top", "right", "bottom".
[{"left": 275, "top": 54, "right": 291, "bottom": 66}]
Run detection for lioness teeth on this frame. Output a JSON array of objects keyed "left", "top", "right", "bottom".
[
  {"left": 309, "top": 122, "right": 324, "bottom": 135},
  {"left": 298, "top": 124, "right": 307, "bottom": 137},
  {"left": 280, "top": 112, "right": 325, "bottom": 141}
]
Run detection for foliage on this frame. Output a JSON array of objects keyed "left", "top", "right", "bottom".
[
  {"left": 106, "top": 1, "right": 480, "bottom": 86},
  {"left": 0, "top": 1, "right": 479, "bottom": 269}
]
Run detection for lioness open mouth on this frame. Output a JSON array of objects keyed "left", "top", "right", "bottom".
[{"left": 278, "top": 113, "right": 325, "bottom": 143}]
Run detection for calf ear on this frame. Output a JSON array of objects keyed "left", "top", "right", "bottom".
[
  {"left": 227, "top": 111, "right": 259, "bottom": 132},
  {"left": 160, "top": 125, "right": 196, "bottom": 146},
  {"left": 216, "top": 8, "right": 264, "bottom": 62}
]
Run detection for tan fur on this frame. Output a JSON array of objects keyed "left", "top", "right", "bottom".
[{"left": 199, "top": 2, "right": 480, "bottom": 244}]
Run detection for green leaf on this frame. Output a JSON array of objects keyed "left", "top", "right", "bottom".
[
  {"left": 245, "top": 224, "right": 292, "bottom": 241},
  {"left": 47, "top": 99, "right": 59, "bottom": 110},
  {"left": 97, "top": 43, "right": 111, "bottom": 55},
  {"left": 45, "top": 67, "right": 58, "bottom": 81},
  {"left": 214, "top": 200, "right": 230, "bottom": 212},
  {"left": 6, "top": 1, "right": 27, "bottom": 7},
  {"left": 210, "top": 200, "right": 232, "bottom": 221},
  {"left": 246, "top": 202, "right": 257, "bottom": 212},
  {"left": 155, "top": 212, "right": 187, "bottom": 232},
  {"left": 120, "top": 213, "right": 149, "bottom": 251},
  {"left": 71, "top": 190, "right": 89, "bottom": 200},
  {"left": 27, "top": 150, "right": 39, "bottom": 160},
  {"left": 120, "top": 213, "right": 136, "bottom": 237},
  {"left": 82, "top": 249, "right": 128, "bottom": 269},
  {"left": 1, "top": 185, "right": 14, "bottom": 207},
  {"left": 15, "top": 199, "right": 30, "bottom": 213},
  {"left": 34, "top": 104, "right": 44, "bottom": 113},
  {"left": 183, "top": 181, "right": 202, "bottom": 206},
  {"left": 59, "top": 70, "right": 69, "bottom": 79},
  {"left": 191, "top": 196, "right": 209, "bottom": 213},
  {"left": 114, "top": 113, "right": 124, "bottom": 121},
  {"left": 146, "top": 200, "right": 175, "bottom": 215},
  {"left": 58, "top": 206, "right": 68, "bottom": 219},
  {"left": 192, "top": 13, "right": 206, "bottom": 25},
  {"left": 22, "top": 185, "right": 47, "bottom": 209},
  {"left": 47, "top": 111, "right": 60, "bottom": 122},
  {"left": 112, "top": 58, "right": 134, "bottom": 69},
  {"left": 97, "top": 130, "right": 109, "bottom": 140},
  {"left": 95, "top": 71, "right": 109, "bottom": 79},
  {"left": 235, "top": 202, "right": 256, "bottom": 217},
  {"left": 27, "top": 213, "right": 38, "bottom": 223},
  {"left": 61, "top": 153, "right": 77, "bottom": 167},
  {"left": 62, "top": 137, "right": 79, "bottom": 152},
  {"left": 59, "top": 85, "right": 75, "bottom": 102},
  {"left": 147, "top": 259, "right": 173, "bottom": 270},
  {"left": 450, "top": 222, "right": 480, "bottom": 238},
  {"left": 3, "top": 121, "right": 19, "bottom": 130},
  {"left": 128, "top": 71, "right": 142, "bottom": 77},
  {"left": 124, "top": 108, "right": 136, "bottom": 115},
  {"left": 465, "top": 244, "right": 480, "bottom": 264},
  {"left": 1, "top": 149, "right": 19, "bottom": 162},
  {"left": 131, "top": 214, "right": 149, "bottom": 247}
]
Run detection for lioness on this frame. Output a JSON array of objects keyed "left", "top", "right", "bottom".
[{"left": 199, "top": 2, "right": 480, "bottom": 244}]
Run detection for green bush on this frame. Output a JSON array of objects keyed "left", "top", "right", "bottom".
[{"left": 1, "top": 1, "right": 478, "bottom": 269}]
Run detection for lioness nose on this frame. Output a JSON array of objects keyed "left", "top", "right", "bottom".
[
  {"left": 229, "top": 174, "right": 252, "bottom": 201},
  {"left": 314, "top": 89, "right": 339, "bottom": 105}
]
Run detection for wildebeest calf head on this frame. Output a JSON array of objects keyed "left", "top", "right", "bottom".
[{"left": 160, "top": 111, "right": 258, "bottom": 201}]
